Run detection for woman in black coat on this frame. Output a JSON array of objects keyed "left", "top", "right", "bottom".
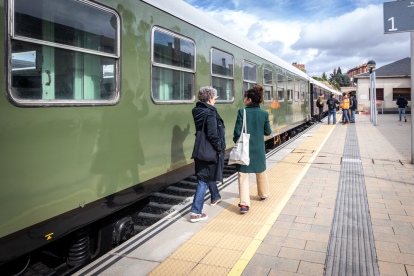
[{"left": 190, "top": 86, "right": 225, "bottom": 222}]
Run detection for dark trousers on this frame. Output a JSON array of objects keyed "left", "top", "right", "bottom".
[
  {"left": 318, "top": 108, "right": 323, "bottom": 122},
  {"left": 343, "top": 109, "right": 350, "bottom": 124}
]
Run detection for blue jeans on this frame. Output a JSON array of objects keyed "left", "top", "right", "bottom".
[
  {"left": 343, "top": 109, "right": 350, "bottom": 124},
  {"left": 351, "top": 109, "right": 356, "bottom": 122},
  {"left": 328, "top": 109, "right": 337, "bottom": 124},
  {"left": 190, "top": 180, "right": 221, "bottom": 214},
  {"left": 399, "top": 108, "right": 406, "bottom": 120}
]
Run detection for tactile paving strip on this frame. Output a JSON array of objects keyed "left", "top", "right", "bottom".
[
  {"left": 325, "top": 124, "right": 380, "bottom": 276},
  {"left": 149, "top": 124, "right": 337, "bottom": 276}
]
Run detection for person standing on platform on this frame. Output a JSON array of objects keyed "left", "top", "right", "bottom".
[
  {"left": 396, "top": 94, "right": 408, "bottom": 122},
  {"left": 233, "top": 85, "right": 272, "bottom": 214},
  {"left": 348, "top": 93, "right": 353, "bottom": 121},
  {"left": 341, "top": 92, "right": 346, "bottom": 123},
  {"left": 350, "top": 94, "right": 357, "bottom": 123},
  {"left": 342, "top": 94, "right": 350, "bottom": 125},
  {"left": 316, "top": 95, "right": 324, "bottom": 122},
  {"left": 190, "top": 86, "right": 224, "bottom": 223},
  {"left": 327, "top": 94, "right": 340, "bottom": 125}
]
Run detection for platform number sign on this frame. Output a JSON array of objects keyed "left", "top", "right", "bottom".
[{"left": 384, "top": 0, "right": 414, "bottom": 34}]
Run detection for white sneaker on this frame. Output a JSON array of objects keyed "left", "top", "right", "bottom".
[{"left": 190, "top": 213, "right": 208, "bottom": 223}]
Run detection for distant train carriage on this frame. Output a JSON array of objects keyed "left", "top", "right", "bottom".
[
  {"left": 0, "top": 0, "right": 338, "bottom": 274},
  {"left": 310, "top": 80, "right": 342, "bottom": 121}
]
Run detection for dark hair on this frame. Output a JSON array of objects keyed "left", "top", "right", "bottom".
[{"left": 244, "top": 85, "right": 264, "bottom": 105}]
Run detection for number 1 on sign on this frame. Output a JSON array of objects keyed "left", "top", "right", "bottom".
[{"left": 388, "top": 17, "right": 398, "bottom": 31}]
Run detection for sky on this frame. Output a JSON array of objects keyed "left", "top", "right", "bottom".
[{"left": 183, "top": 0, "right": 410, "bottom": 79}]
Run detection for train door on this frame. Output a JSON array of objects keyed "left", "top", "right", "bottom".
[
  {"left": 294, "top": 79, "right": 300, "bottom": 122},
  {"left": 286, "top": 76, "right": 293, "bottom": 126},
  {"left": 300, "top": 81, "right": 306, "bottom": 118},
  {"left": 310, "top": 84, "right": 315, "bottom": 118}
]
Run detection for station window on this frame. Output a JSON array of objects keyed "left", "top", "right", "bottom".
[
  {"left": 393, "top": 88, "right": 411, "bottom": 101},
  {"left": 151, "top": 27, "right": 195, "bottom": 103},
  {"left": 300, "top": 82, "right": 305, "bottom": 102},
  {"left": 263, "top": 68, "right": 273, "bottom": 102},
  {"left": 243, "top": 60, "right": 257, "bottom": 94},
  {"left": 9, "top": 0, "right": 120, "bottom": 106},
  {"left": 277, "top": 73, "right": 284, "bottom": 102},
  {"left": 294, "top": 80, "right": 300, "bottom": 101},
  {"left": 287, "top": 77, "right": 293, "bottom": 102},
  {"left": 210, "top": 48, "right": 234, "bottom": 102}
]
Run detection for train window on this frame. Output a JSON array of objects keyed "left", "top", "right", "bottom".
[
  {"left": 243, "top": 60, "right": 257, "bottom": 94},
  {"left": 300, "top": 82, "right": 305, "bottom": 102},
  {"left": 9, "top": 0, "right": 120, "bottom": 106},
  {"left": 277, "top": 73, "right": 284, "bottom": 102},
  {"left": 211, "top": 48, "right": 234, "bottom": 102},
  {"left": 263, "top": 68, "right": 273, "bottom": 102},
  {"left": 287, "top": 77, "right": 293, "bottom": 102},
  {"left": 294, "top": 80, "right": 300, "bottom": 101},
  {"left": 151, "top": 27, "right": 196, "bottom": 103}
]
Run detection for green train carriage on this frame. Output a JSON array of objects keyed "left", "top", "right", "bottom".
[{"left": 0, "top": 0, "right": 323, "bottom": 273}]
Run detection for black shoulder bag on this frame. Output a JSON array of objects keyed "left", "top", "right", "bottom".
[{"left": 191, "top": 114, "right": 217, "bottom": 163}]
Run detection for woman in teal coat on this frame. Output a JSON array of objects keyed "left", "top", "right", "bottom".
[{"left": 233, "top": 85, "right": 272, "bottom": 214}]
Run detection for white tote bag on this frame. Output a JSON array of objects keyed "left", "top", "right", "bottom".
[{"left": 228, "top": 109, "right": 250, "bottom": 166}]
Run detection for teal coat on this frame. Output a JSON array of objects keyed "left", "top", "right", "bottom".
[{"left": 233, "top": 105, "right": 272, "bottom": 173}]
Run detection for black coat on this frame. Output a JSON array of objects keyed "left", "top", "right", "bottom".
[
  {"left": 397, "top": 96, "right": 408, "bottom": 108},
  {"left": 192, "top": 101, "right": 225, "bottom": 182},
  {"left": 350, "top": 98, "right": 357, "bottom": 110},
  {"left": 316, "top": 98, "right": 324, "bottom": 109}
]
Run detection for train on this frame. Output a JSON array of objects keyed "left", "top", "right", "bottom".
[
  {"left": 310, "top": 80, "right": 343, "bottom": 121},
  {"left": 0, "top": 0, "right": 341, "bottom": 274}
]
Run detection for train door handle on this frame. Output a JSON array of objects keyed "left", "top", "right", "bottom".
[{"left": 45, "top": 70, "right": 51, "bottom": 86}]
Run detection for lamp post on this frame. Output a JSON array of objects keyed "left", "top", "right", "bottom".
[{"left": 367, "top": 60, "right": 378, "bottom": 126}]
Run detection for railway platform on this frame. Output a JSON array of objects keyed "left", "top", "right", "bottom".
[{"left": 75, "top": 114, "right": 414, "bottom": 276}]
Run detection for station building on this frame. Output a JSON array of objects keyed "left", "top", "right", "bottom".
[{"left": 354, "top": 57, "right": 411, "bottom": 113}]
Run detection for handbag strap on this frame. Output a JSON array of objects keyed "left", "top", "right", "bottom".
[
  {"left": 201, "top": 111, "right": 209, "bottom": 132},
  {"left": 242, "top": 109, "right": 247, "bottom": 134}
]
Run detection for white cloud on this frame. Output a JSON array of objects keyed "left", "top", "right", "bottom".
[
  {"left": 196, "top": 4, "right": 409, "bottom": 78},
  {"left": 199, "top": 8, "right": 303, "bottom": 53},
  {"left": 292, "top": 4, "right": 410, "bottom": 76}
]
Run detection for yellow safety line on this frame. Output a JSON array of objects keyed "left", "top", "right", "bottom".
[{"left": 227, "top": 123, "right": 338, "bottom": 276}]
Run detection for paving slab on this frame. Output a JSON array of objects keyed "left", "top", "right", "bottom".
[
  {"left": 77, "top": 114, "right": 414, "bottom": 276},
  {"left": 75, "top": 121, "right": 327, "bottom": 276}
]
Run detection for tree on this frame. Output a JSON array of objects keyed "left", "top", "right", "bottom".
[
  {"left": 342, "top": 74, "right": 351, "bottom": 86},
  {"left": 337, "top": 66, "right": 342, "bottom": 75},
  {"left": 331, "top": 73, "right": 352, "bottom": 87},
  {"left": 329, "top": 68, "right": 337, "bottom": 82},
  {"left": 312, "top": 76, "right": 323, "bottom": 81},
  {"left": 322, "top": 72, "right": 327, "bottom": 80}
]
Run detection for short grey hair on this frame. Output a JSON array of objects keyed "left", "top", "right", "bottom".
[{"left": 198, "top": 86, "right": 217, "bottom": 102}]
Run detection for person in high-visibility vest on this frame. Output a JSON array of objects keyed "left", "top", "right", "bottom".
[
  {"left": 316, "top": 95, "right": 324, "bottom": 122},
  {"left": 342, "top": 95, "right": 350, "bottom": 125}
]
